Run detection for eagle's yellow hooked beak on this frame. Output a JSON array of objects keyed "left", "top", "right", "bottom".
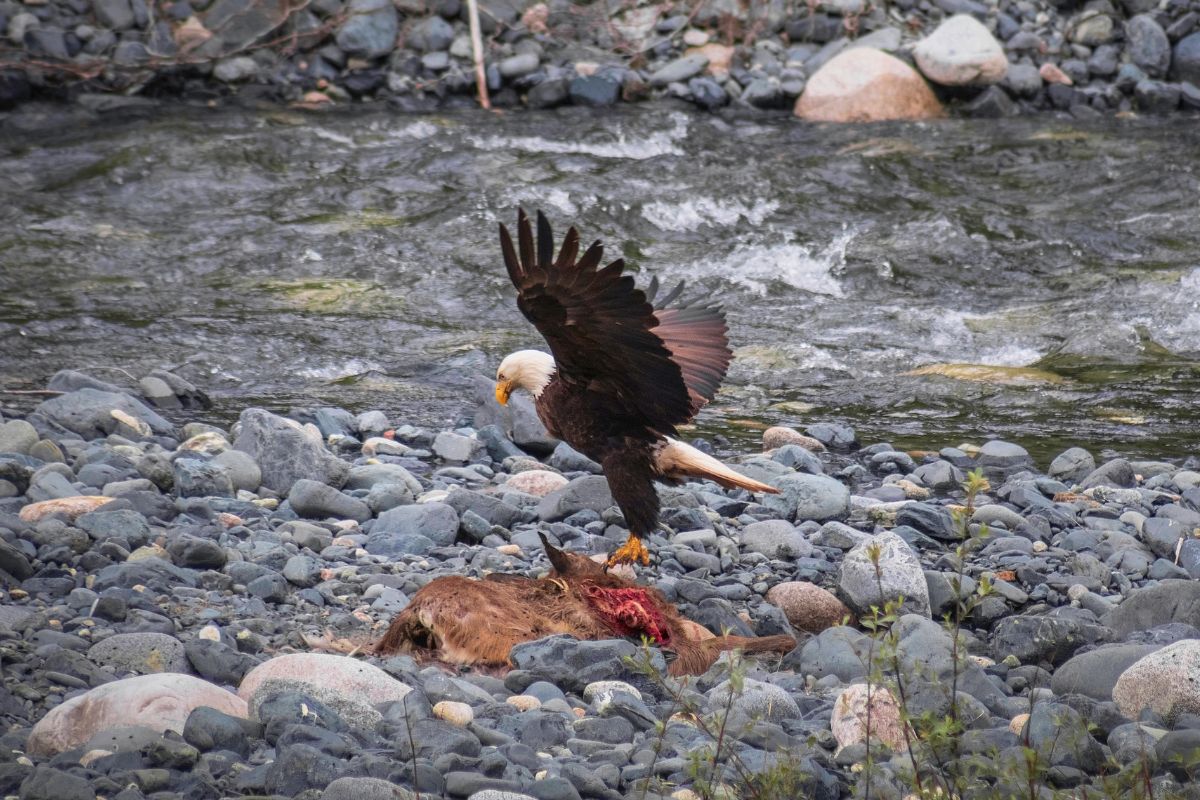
[{"left": 495, "top": 379, "right": 513, "bottom": 406}]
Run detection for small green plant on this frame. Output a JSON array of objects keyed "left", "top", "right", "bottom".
[{"left": 620, "top": 467, "right": 1187, "bottom": 800}]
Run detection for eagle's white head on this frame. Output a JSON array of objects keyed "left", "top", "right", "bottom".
[{"left": 495, "top": 350, "right": 556, "bottom": 405}]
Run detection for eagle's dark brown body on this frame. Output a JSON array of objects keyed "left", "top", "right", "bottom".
[{"left": 497, "top": 210, "right": 777, "bottom": 564}]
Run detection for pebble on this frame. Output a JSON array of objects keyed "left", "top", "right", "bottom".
[{"left": 6, "top": 377, "right": 1199, "bottom": 799}]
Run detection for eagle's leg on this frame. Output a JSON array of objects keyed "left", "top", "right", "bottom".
[{"left": 606, "top": 533, "right": 651, "bottom": 567}]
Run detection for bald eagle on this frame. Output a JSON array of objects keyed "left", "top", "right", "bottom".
[{"left": 493, "top": 210, "right": 778, "bottom": 566}]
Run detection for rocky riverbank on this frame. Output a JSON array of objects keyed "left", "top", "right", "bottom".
[
  {"left": 3, "top": 367, "right": 1200, "bottom": 799},
  {"left": 2, "top": 0, "right": 1200, "bottom": 118}
]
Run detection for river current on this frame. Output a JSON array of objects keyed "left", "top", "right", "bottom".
[{"left": 2, "top": 104, "right": 1198, "bottom": 461}]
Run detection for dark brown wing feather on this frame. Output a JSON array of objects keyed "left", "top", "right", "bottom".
[{"left": 500, "top": 209, "right": 697, "bottom": 432}]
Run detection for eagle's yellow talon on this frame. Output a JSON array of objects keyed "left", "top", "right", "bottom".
[{"left": 607, "top": 535, "right": 651, "bottom": 568}]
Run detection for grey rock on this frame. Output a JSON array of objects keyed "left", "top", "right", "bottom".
[
  {"left": 213, "top": 55, "right": 258, "bottom": 81},
  {"left": 1001, "top": 62, "right": 1042, "bottom": 98},
  {"left": 88, "top": 632, "right": 189, "bottom": 675},
  {"left": 839, "top": 531, "right": 930, "bottom": 617},
  {"left": 977, "top": 440, "right": 1034, "bottom": 479},
  {"left": 168, "top": 534, "right": 227, "bottom": 569},
  {"left": 649, "top": 53, "right": 708, "bottom": 86},
  {"left": 991, "top": 608, "right": 1111, "bottom": 665},
  {"left": 1025, "top": 702, "right": 1105, "bottom": 770},
  {"left": 94, "top": 561, "right": 196, "bottom": 592},
  {"left": 246, "top": 572, "right": 289, "bottom": 602},
  {"left": 510, "top": 635, "right": 664, "bottom": 694},
  {"left": 1080, "top": 458, "right": 1136, "bottom": 489},
  {"left": 183, "top": 705, "right": 257, "bottom": 757},
  {"left": 548, "top": 441, "right": 601, "bottom": 473},
  {"left": 367, "top": 482, "right": 415, "bottom": 515},
  {"left": 924, "top": 570, "right": 977, "bottom": 618},
  {"left": 813, "top": 520, "right": 869, "bottom": 549},
  {"left": 1142, "top": 517, "right": 1187, "bottom": 559},
  {"left": 17, "top": 766, "right": 94, "bottom": 800},
  {"left": 896, "top": 502, "right": 958, "bottom": 540},
  {"left": 762, "top": 473, "right": 849, "bottom": 522},
  {"left": 283, "top": 554, "right": 323, "bottom": 587},
  {"left": 740, "top": 519, "right": 813, "bottom": 559},
  {"left": 289, "top": 478, "right": 371, "bottom": 522},
  {"left": 266, "top": 742, "right": 344, "bottom": 796},
  {"left": 35, "top": 388, "right": 173, "bottom": 439},
  {"left": 184, "top": 638, "right": 259, "bottom": 686},
  {"left": 233, "top": 408, "right": 348, "bottom": 494},
  {"left": 93, "top": 0, "right": 135, "bottom": 29},
  {"left": 911, "top": 459, "right": 964, "bottom": 491},
  {"left": 1105, "top": 580, "right": 1200, "bottom": 638},
  {"left": 569, "top": 74, "right": 621, "bottom": 107},
  {"left": 174, "top": 458, "right": 234, "bottom": 498},
  {"left": 365, "top": 531, "right": 435, "bottom": 556},
  {"left": 688, "top": 76, "right": 728, "bottom": 108},
  {"left": 537, "top": 475, "right": 614, "bottom": 521},
  {"left": 707, "top": 676, "right": 800, "bottom": 729},
  {"left": 0, "top": 540, "right": 33, "bottom": 580},
  {"left": 336, "top": 0, "right": 398, "bottom": 58},
  {"left": 77, "top": 508, "right": 151, "bottom": 546},
  {"left": 433, "top": 431, "right": 482, "bottom": 462},
  {"left": 445, "top": 486, "right": 524, "bottom": 529},
  {"left": 527, "top": 77, "right": 570, "bottom": 108},
  {"left": 279, "top": 520, "right": 334, "bottom": 552},
  {"left": 0, "top": 419, "right": 37, "bottom": 455},
  {"left": 1127, "top": 15, "right": 1171, "bottom": 78},
  {"left": 499, "top": 52, "right": 539, "bottom": 78},
  {"left": 322, "top": 777, "right": 416, "bottom": 800},
  {"left": 1052, "top": 644, "right": 1162, "bottom": 701},
  {"left": 803, "top": 422, "right": 856, "bottom": 450},
  {"left": 374, "top": 502, "right": 459, "bottom": 546},
  {"left": 346, "top": 463, "right": 421, "bottom": 496},
  {"left": 212, "top": 448, "right": 261, "bottom": 492},
  {"left": 1048, "top": 447, "right": 1095, "bottom": 484},
  {"left": 408, "top": 15, "right": 454, "bottom": 52},
  {"left": 794, "top": 625, "right": 872, "bottom": 681},
  {"left": 1173, "top": 31, "right": 1200, "bottom": 84}
]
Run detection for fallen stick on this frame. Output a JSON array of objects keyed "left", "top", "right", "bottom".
[{"left": 466, "top": 0, "right": 491, "bottom": 110}]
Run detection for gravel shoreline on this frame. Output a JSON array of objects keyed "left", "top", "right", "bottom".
[
  {"left": 3, "top": 0, "right": 1200, "bottom": 117},
  {"left": 3, "top": 367, "right": 1200, "bottom": 799}
]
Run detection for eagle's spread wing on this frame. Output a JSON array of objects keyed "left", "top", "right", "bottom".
[
  {"left": 646, "top": 276, "right": 731, "bottom": 416},
  {"left": 500, "top": 209, "right": 730, "bottom": 431}
]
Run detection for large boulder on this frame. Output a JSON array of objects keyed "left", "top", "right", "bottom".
[
  {"left": 766, "top": 581, "right": 850, "bottom": 633},
  {"left": 238, "top": 653, "right": 413, "bottom": 730},
  {"left": 33, "top": 388, "right": 174, "bottom": 439},
  {"left": 27, "top": 673, "right": 246, "bottom": 756},
  {"left": 1104, "top": 580, "right": 1200, "bottom": 637},
  {"left": 1126, "top": 15, "right": 1171, "bottom": 79},
  {"left": 1052, "top": 643, "right": 1162, "bottom": 701},
  {"left": 913, "top": 14, "right": 1008, "bottom": 86},
  {"left": 838, "top": 531, "right": 931, "bottom": 617},
  {"left": 795, "top": 47, "right": 942, "bottom": 122},
  {"left": 335, "top": 0, "right": 398, "bottom": 59},
  {"left": 233, "top": 408, "right": 348, "bottom": 494},
  {"left": 1113, "top": 640, "right": 1200, "bottom": 724},
  {"left": 763, "top": 473, "right": 850, "bottom": 522}
]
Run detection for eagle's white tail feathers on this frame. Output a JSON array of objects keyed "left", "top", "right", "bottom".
[{"left": 656, "top": 438, "right": 780, "bottom": 494}]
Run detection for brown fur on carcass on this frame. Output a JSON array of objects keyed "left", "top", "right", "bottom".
[{"left": 375, "top": 534, "right": 795, "bottom": 676}]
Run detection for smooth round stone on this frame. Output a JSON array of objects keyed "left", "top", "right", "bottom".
[
  {"left": 433, "top": 700, "right": 474, "bottom": 726},
  {"left": 582, "top": 680, "right": 642, "bottom": 703},
  {"left": 506, "top": 695, "right": 542, "bottom": 711},
  {"left": 87, "top": 632, "right": 189, "bottom": 675},
  {"left": 28, "top": 674, "right": 247, "bottom": 757}
]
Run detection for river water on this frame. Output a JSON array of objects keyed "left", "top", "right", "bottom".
[{"left": 2, "top": 104, "right": 1198, "bottom": 462}]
